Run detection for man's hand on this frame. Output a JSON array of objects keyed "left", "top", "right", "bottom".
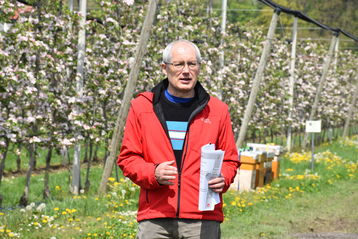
[
  {"left": 208, "top": 175, "right": 225, "bottom": 193},
  {"left": 155, "top": 160, "right": 177, "bottom": 185}
]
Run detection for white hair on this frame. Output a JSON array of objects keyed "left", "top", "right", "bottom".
[{"left": 162, "top": 39, "right": 202, "bottom": 63}]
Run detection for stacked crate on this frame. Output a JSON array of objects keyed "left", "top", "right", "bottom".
[{"left": 247, "top": 143, "right": 282, "bottom": 180}]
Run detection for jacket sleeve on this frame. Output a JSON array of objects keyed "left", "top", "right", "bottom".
[
  {"left": 117, "top": 103, "right": 161, "bottom": 190},
  {"left": 217, "top": 107, "right": 240, "bottom": 193}
]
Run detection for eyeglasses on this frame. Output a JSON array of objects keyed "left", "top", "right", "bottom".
[{"left": 164, "top": 61, "right": 200, "bottom": 71}]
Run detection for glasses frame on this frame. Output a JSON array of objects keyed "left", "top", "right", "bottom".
[{"left": 164, "top": 61, "right": 200, "bottom": 71}]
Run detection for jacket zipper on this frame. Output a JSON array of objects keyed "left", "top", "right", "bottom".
[
  {"left": 175, "top": 100, "right": 209, "bottom": 218},
  {"left": 151, "top": 82, "right": 210, "bottom": 218}
]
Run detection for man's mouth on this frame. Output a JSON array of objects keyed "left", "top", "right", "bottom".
[{"left": 180, "top": 78, "right": 192, "bottom": 82}]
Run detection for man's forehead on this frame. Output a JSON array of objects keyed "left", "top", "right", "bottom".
[
  {"left": 172, "top": 42, "right": 195, "bottom": 51},
  {"left": 171, "top": 43, "right": 196, "bottom": 57}
]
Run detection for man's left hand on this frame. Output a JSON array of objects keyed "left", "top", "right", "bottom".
[{"left": 208, "top": 176, "right": 225, "bottom": 193}]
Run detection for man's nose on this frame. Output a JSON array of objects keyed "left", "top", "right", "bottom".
[{"left": 182, "top": 63, "right": 190, "bottom": 73}]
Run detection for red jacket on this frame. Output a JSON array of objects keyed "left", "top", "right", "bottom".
[{"left": 118, "top": 80, "right": 239, "bottom": 222}]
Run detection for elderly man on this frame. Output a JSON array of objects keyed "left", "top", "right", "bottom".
[{"left": 118, "top": 39, "right": 239, "bottom": 239}]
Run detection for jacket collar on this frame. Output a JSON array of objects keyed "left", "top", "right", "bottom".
[{"left": 151, "top": 78, "right": 210, "bottom": 106}]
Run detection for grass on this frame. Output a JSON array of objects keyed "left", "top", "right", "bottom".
[
  {"left": 3, "top": 142, "right": 106, "bottom": 173},
  {"left": 221, "top": 137, "right": 358, "bottom": 238},
  {"left": 222, "top": 179, "right": 358, "bottom": 239},
  {"left": 0, "top": 136, "right": 357, "bottom": 238}
]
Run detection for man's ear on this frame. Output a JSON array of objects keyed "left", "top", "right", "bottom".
[{"left": 161, "top": 63, "right": 167, "bottom": 75}]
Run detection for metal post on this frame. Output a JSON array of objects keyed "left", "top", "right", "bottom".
[
  {"left": 302, "top": 34, "right": 339, "bottom": 148},
  {"left": 287, "top": 16, "right": 298, "bottom": 152},
  {"left": 236, "top": 9, "right": 281, "bottom": 149}
]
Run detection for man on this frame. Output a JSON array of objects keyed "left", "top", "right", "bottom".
[{"left": 118, "top": 39, "right": 239, "bottom": 239}]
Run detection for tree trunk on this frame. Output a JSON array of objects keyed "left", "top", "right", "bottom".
[
  {"left": 84, "top": 139, "right": 93, "bottom": 192},
  {"left": 0, "top": 138, "right": 10, "bottom": 187},
  {"left": 43, "top": 145, "right": 53, "bottom": 199},
  {"left": 93, "top": 143, "right": 99, "bottom": 161},
  {"left": 16, "top": 143, "right": 22, "bottom": 172},
  {"left": 84, "top": 138, "right": 89, "bottom": 163},
  {"left": 19, "top": 143, "right": 36, "bottom": 206}
]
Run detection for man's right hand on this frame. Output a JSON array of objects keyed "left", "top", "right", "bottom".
[{"left": 155, "top": 160, "right": 178, "bottom": 185}]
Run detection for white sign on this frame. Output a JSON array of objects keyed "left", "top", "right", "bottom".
[{"left": 305, "top": 120, "right": 321, "bottom": 133}]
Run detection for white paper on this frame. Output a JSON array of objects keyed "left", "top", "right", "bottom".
[{"left": 198, "top": 143, "right": 225, "bottom": 211}]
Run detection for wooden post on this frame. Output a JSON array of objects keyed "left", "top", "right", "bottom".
[
  {"left": 218, "top": 0, "right": 227, "bottom": 100},
  {"left": 235, "top": 9, "right": 280, "bottom": 149},
  {"left": 98, "top": 0, "right": 158, "bottom": 195},
  {"left": 72, "top": 0, "right": 87, "bottom": 195},
  {"left": 286, "top": 17, "right": 298, "bottom": 152},
  {"left": 302, "top": 34, "right": 339, "bottom": 148},
  {"left": 343, "top": 78, "right": 358, "bottom": 138}
]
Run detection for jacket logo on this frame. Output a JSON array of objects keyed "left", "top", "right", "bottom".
[{"left": 201, "top": 118, "right": 212, "bottom": 124}]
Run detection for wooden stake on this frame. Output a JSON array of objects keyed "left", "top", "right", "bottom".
[
  {"left": 286, "top": 16, "right": 298, "bottom": 152},
  {"left": 68, "top": 0, "right": 74, "bottom": 11},
  {"left": 218, "top": 0, "right": 227, "bottom": 100},
  {"left": 235, "top": 9, "right": 280, "bottom": 149},
  {"left": 72, "top": 0, "right": 87, "bottom": 195},
  {"left": 343, "top": 78, "right": 358, "bottom": 138},
  {"left": 98, "top": 0, "right": 158, "bottom": 195},
  {"left": 302, "top": 34, "right": 339, "bottom": 148}
]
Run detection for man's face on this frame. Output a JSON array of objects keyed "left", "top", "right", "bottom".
[{"left": 161, "top": 42, "right": 200, "bottom": 98}]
